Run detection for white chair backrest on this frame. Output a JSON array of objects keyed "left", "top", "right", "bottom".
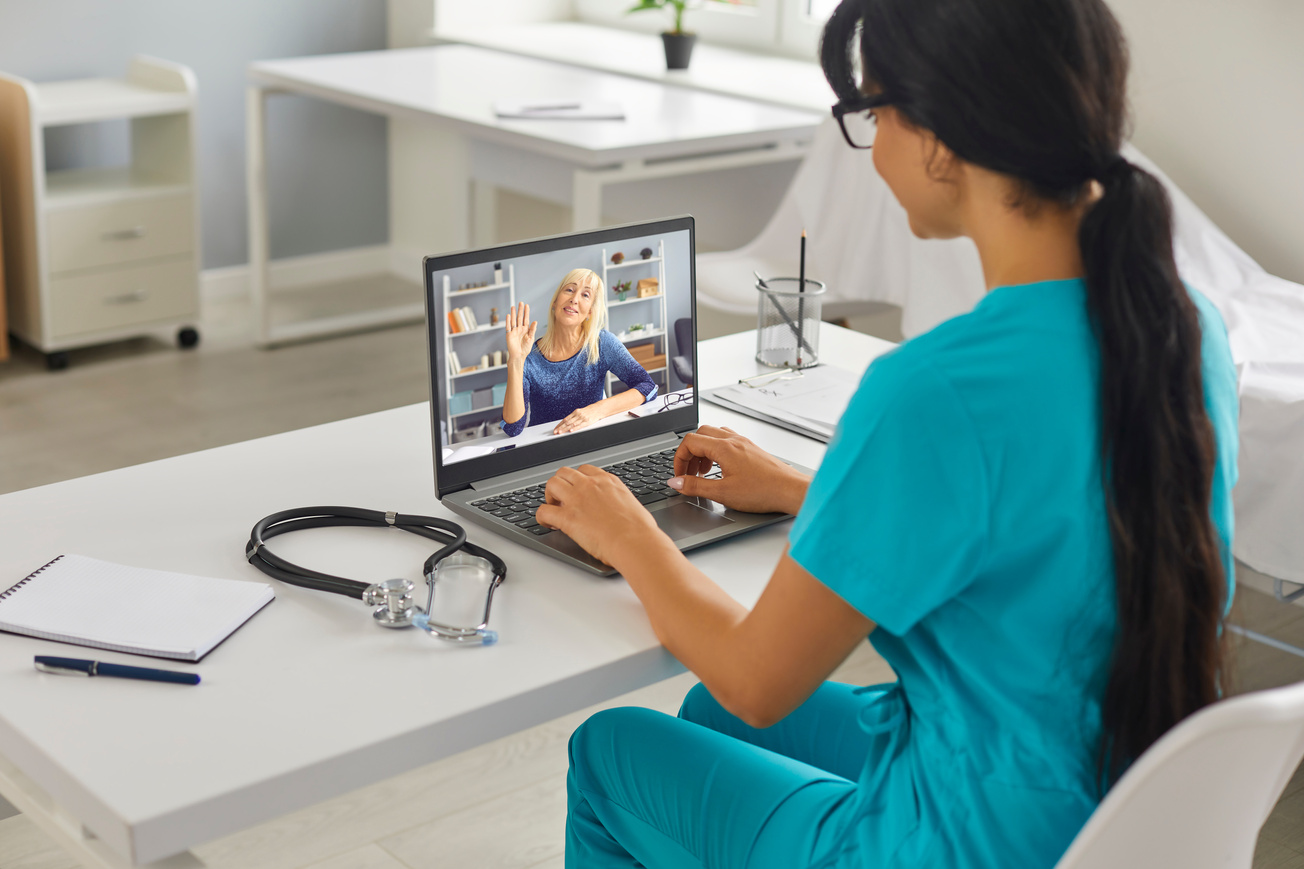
[
  {"left": 1054, "top": 680, "right": 1304, "bottom": 869},
  {"left": 694, "top": 117, "right": 985, "bottom": 336}
]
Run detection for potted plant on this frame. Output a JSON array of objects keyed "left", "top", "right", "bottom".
[
  {"left": 627, "top": 0, "right": 737, "bottom": 70},
  {"left": 615, "top": 280, "right": 632, "bottom": 302}
]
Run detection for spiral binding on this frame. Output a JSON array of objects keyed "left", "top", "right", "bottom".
[{"left": 0, "top": 555, "right": 64, "bottom": 600}]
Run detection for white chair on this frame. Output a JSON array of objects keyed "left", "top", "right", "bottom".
[
  {"left": 1053, "top": 680, "right": 1304, "bottom": 869},
  {"left": 694, "top": 117, "right": 985, "bottom": 337}
]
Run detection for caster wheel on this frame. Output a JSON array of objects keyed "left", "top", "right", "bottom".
[
  {"left": 46, "top": 352, "right": 69, "bottom": 372},
  {"left": 177, "top": 327, "right": 200, "bottom": 349}
]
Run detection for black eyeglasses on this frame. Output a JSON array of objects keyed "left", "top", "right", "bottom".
[
  {"left": 831, "top": 93, "right": 893, "bottom": 150},
  {"left": 661, "top": 392, "right": 691, "bottom": 412}
]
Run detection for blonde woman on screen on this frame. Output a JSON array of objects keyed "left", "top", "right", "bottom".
[{"left": 502, "top": 268, "right": 657, "bottom": 437}]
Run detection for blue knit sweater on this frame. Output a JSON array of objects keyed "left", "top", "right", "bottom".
[{"left": 502, "top": 330, "right": 658, "bottom": 436}]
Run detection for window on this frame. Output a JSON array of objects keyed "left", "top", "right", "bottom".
[
  {"left": 777, "top": 0, "right": 836, "bottom": 55},
  {"left": 574, "top": 0, "right": 834, "bottom": 57},
  {"left": 574, "top": 0, "right": 779, "bottom": 50}
]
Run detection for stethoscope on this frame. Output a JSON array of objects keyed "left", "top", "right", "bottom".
[{"left": 245, "top": 506, "right": 507, "bottom": 644}]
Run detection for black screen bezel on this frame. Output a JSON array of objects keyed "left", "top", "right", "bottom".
[{"left": 424, "top": 216, "right": 698, "bottom": 499}]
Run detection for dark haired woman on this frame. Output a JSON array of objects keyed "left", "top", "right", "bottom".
[{"left": 535, "top": 0, "right": 1238, "bottom": 865}]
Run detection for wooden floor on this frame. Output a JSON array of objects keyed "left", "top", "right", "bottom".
[{"left": 1, "top": 295, "right": 1301, "bottom": 868}]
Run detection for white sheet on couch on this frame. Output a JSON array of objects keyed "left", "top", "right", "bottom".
[{"left": 697, "top": 120, "right": 1304, "bottom": 583}]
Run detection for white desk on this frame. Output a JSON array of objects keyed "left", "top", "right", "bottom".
[
  {"left": 246, "top": 45, "right": 822, "bottom": 347},
  {"left": 0, "top": 324, "right": 893, "bottom": 868},
  {"left": 435, "top": 21, "right": 833, "bottom": 113},
  {"left": 442, "top": 388, "right": 694, "bottom": 464}
]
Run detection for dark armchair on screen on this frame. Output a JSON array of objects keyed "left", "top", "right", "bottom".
[{"left": 671, "top": 318, "right": 694, "bottom": 386}]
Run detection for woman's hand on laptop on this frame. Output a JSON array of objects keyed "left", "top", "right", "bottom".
[
  {"left": 537, "top": 465, "right": 665, "bottom": 568},
  {"left": 554, "top": 404, "right": 602, "bottom": 434},
  {"left": 669, "top": 426, "right": 811, "bottom": 515}
]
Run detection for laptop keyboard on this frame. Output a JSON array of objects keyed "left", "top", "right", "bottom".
[{"left": 469, "top": 448, "right": 718, "bottom": 536}]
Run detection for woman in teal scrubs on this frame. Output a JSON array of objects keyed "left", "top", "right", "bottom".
[{"left": 535, "top": 0, "right": 1238, "bottom": 865}]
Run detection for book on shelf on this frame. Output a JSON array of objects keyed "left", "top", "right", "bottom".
[
  {"left": 451, "top": 306, "right": 479, "bottom": 332},
  {"left": 447, "top": 311, "right": 462, "bottom": 334},
  {"left": 449, "top": 349, "right": 462, "bottom": 373}
]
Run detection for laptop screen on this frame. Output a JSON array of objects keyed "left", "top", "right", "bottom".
[{"left": 423, "top": 217, "right": 698, "bottom": 498}]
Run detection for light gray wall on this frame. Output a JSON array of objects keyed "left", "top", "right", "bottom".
[
  {"left": 1109, "top": 0, "right": 1304, "bottom": 284},
  {"left": 0, "top": 0, "right": 388, "bottom": 269}
]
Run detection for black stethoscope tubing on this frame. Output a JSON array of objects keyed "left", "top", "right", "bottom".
[{"left": 245, "top": 506, "right": 507, "bottom": 598}]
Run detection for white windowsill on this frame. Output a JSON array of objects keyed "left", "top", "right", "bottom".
[{"left": 430, "top": 21, "right": 832, "bottom": 114}]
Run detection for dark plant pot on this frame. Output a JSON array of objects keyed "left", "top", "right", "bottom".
[{"left": 661, "top": 32, "right": 697, "bottom": 70}]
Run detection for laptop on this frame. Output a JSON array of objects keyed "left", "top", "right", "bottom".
[{"left": 422, "top": 216, "right": 809, "bottom": 576}]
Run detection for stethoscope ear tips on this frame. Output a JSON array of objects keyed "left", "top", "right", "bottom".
[{"left": 481, "top": 630, "right": 498, "bottom": 646}]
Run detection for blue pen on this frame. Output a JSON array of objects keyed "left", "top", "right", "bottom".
[{"left": 34, "top": 656, "right": 200, "bottom": 685}]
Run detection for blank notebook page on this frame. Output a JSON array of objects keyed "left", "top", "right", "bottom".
[{"left": 0, "top": 554, "right": 275, "bottom": 661}]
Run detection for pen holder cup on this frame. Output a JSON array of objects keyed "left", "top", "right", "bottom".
[{"left": 756, "top": 278, "right": 825, "bottom": 369}]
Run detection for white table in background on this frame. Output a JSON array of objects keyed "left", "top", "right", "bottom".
[
  {"left": 246, "top": 45, "right": 822, "bottom": 347},
  {"left": 436, "top": 21, "right": 833, "bottom": 113},
  {"left": 0, "top": 324, "right": 891, "bottom": 868}
]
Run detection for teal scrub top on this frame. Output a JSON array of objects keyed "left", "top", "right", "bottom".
[{"left": 788, "top": 278, "right": 1238, "bottom": 868}]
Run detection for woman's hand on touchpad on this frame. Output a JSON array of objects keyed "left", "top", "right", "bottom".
[
  {"left": 536, "top": 465, "right": 663, "bottom": 567},
  {"left": 669, "top": 426, "right": 810, "bottom": 515}
]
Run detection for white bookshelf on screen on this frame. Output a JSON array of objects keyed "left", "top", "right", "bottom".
[
  {"left": 0, "top": 56, "right": 201, "bottom": 370},
  {"left": 442, "top": 264, "right": 515, "bottom": 441},
  {"left": 602, "top": 239, "right": 669, "bottom": 397}
]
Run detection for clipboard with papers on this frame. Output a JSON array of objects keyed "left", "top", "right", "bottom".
[{"left": 702, "top": 364, "right": 860, "bottom": 443}]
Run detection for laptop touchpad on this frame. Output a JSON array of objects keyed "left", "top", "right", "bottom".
[{"left": 654, "top": 501, "right": 735, "bottom": 540}]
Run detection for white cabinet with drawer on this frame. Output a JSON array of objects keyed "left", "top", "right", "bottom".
[
  {"left": 0, "top": 57, "right": 201, "bottom": 370},
  {"left": 48, "top": 257, "right": 196, "bottom": 337},
  {"left": 46, "top": 193, "right": 194, "bottom": 274}
]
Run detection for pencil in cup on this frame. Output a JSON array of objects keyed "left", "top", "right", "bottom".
[
  {"left": 754, "top": 276, "right": 825, "bottom": 369},
  {"left": 798, "top": 229, "right": 807, "bottom": 365}
]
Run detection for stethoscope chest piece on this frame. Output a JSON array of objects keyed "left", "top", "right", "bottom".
[{"left": 362, "top": 577, "right": 419, "bottom": 628}]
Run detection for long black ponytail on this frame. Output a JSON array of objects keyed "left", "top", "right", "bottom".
[
  {"left": 822, "top": 0, "right": 1227, "bottom": 786},
  {"left": 1080, "top": 157, "right": 1225, "bottom": 785}
]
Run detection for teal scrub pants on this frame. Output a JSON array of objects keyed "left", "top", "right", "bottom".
[{"left": 565, "top": 681, "right": 884, "bottom": 868}]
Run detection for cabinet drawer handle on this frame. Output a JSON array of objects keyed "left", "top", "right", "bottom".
[
  {"left": 104, "top": 289, "right": 149, "bottom": 305},
  {"left": 102, "top": 226, "right": 146, "bottom": 242}
]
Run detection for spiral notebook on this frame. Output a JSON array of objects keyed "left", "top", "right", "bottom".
[{"left": 0, "top": 554, "right": 275, "bottom": 662}]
